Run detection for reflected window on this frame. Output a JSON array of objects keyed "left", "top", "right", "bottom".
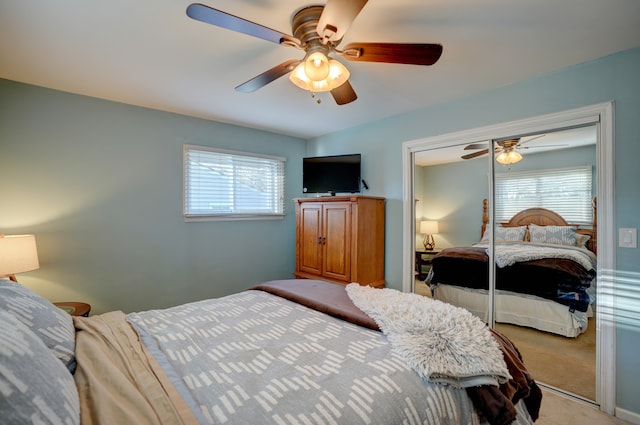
[{"left": 495, "top": 166, "right": 593, "bottom": 225}]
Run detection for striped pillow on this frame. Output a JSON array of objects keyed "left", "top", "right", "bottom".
[
  {"left": 0, "top": 279, "right": 76, "bottom": 372},
  {"left": 482, "top": 225, "right": 527, "bottom": 242},
  {"left": 529, "top": 224, "right": 577, "bottom": 246},
  {"left": 0, "top": 310, "right": 80, "bottom": 425}
]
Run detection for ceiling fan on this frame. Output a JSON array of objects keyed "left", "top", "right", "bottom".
[
  {"left": 186, "top": 1, "right": 443, "bottom": 105},
  {"left": 461, "top": 135, "right": 558, "bottom": 164}
]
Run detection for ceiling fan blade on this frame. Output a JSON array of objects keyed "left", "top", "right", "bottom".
[
  {"left": 461, "top": 149, "right": 489, "bottom": 160},
  {"left": 518, "top": 134, "right": 545, "bottom": 146},
  {"left": 521, "top": 144, "right": 569, "bottom": 149},
  {"left": 464, "top": 143, "right": 488, "bottom": 151},
  {"left": 317, "top": 0, "right": 368, "bottom": 43},
  {"left": 235, "top": 60, "right": 301, "bottom": 93},
  {"left": 186, "top": 3, "right": 298, "bottom": 46},
  {"left": 342, "top": 43, "right": 443, "bottom": 65},
  {"left": 330, "top": 80, "right": 358, "bottom": 105}
]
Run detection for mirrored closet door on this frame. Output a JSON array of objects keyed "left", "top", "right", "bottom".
[
  {"left": 408, "top": 124, "right": 601, "bottom": 404},
  {"left": 413, "top": 141, "right": 490, "bottom": 321}
]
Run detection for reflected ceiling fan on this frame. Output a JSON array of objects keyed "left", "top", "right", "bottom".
[
  {"left": 461, "top": 135, "right": 565, "bottom": 165},
  {"left": 186, "top": 1, "right": 443, "bottom": 105}
]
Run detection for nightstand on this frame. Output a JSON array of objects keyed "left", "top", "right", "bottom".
[
  {"left": 54, "top": 302, "right": 91, "bottom": 317},
  {"left": 415, "top": 249, "right": 441, "bottom": 280}
]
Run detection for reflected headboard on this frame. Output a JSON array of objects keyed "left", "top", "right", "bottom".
[{"left": 481, "top": 198, "right": 597, "bottom": 254}]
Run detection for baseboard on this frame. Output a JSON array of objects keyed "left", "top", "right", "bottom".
[{"left": 616, "top": 407, "right": 640, "bottom": 424}]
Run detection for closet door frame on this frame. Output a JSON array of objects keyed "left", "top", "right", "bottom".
[{"left": 401, "top": 102, "right": 615, "bottom": 414}]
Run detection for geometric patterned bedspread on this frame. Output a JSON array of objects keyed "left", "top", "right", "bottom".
[{"left": 128, "top": 290, "right": 533, "bottom": 425}]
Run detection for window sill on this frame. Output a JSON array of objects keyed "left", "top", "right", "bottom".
[{"left": 184, "top": 214, "right": 285, "bottom": 222}]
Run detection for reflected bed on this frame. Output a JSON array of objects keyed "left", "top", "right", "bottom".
[{"left": 427, "top": 199, "right": 597, "bottom": 338}]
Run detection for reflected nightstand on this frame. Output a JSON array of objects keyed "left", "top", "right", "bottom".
[
  {"left": 415, "top": 249, "right": 441, "bottom": 280},
  {"left": 54, "top": 302, "right": 91, "bottom": 317}
]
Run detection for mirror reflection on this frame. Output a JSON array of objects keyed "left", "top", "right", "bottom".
[{"left": 414, "top": 126, "right": 597, "bottom": 401}]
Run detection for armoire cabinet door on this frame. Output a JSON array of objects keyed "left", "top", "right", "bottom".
[
  {"left": 297, "top": 203, "right": 323, "bottom": 275},
  {"left": 322, "top": 202, "right": 352, "bottom": 282}
]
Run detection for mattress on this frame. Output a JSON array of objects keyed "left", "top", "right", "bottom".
[{"left": 432, "top": 284, "right": 589, "bottom": 337}]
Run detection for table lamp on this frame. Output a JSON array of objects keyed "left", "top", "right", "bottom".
[
  {"left": 419, "top": 221, "right": 439, "bottom": 251},
  {"left": 0, "top": 234, "right": 40, "bottom": 282}
]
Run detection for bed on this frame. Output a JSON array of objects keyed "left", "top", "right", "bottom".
[
  {"left": 426, "top": 199, "right": 597, "bottom": 338},
  {"left": 0, "top": 277, "right": 541, "bottom": 425}
]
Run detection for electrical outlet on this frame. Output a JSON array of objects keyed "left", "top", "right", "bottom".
[{"left": 619, "top": 228, "right": 637, "bottom": 248}]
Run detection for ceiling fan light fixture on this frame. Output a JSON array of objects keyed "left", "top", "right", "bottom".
[
  {"left": 289, "top": 59, "right": 350, "bottom": 93},
  {"left": 496, "top": 149, "right": 523, "bottom": 165},
  {"left": 327, "top": 59, "right": 350, "bottom": 87},
  {"left": 304, "top": 51, "right": 330, "bottom": 81},
  {"left": 290, "top": 62, "right": 316, "bottom": 90}
]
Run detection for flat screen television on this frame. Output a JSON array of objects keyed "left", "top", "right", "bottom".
[{"left": 303, "top": 154, "right": 361, "bottom": 195}]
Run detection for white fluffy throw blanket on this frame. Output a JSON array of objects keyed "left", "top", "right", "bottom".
[
  {"left": 473, "top": 242, "right": 596, "bottom": 270},
  {"left": 346, "top": 283, "right": 511, "bottom": 388}
]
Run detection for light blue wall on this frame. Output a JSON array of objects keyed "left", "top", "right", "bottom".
[
  {"left": 309, "top": 48, "right": 640, "bottom": 416},
  {"left": 419, "top": 158, "right": 489, "bottom": 248},
  {"left": 0, "top": 79, "right": 306, "bottom": 314}
]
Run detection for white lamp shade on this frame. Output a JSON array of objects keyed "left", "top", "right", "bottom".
[
  {"left": 419, "top": 220, "right": 439, "bottom": 235},
  {"left": 0, "top": 234, "right": 40, "bottom": 277},
  {"left": 289, "top": 59, "right": 350, "bottom": 93},
  {"left": 303, "top": 51, "right": 330, "bottom": 81}
]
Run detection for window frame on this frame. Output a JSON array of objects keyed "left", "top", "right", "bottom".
[{"left": 183, "top": 144, "right": 286, "bottom": 222}]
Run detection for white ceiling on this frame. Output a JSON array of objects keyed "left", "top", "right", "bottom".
[
  {"left": 414, "top": 126, "right": 596, "bottom": 166},
  {"left": 1, "top": 0, "right": 639, "bottom": 140}
]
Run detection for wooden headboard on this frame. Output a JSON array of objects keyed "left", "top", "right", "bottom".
[{"left": 481, "top": 198, "right": 597, "bottom": 254}]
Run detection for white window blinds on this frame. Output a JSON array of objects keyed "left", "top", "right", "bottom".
[
  {"left": 495, "top": 166, "right": 593, "bottom": 225},
  {"left": 184, "top": 145, "right": 285, "bottom": 221}
]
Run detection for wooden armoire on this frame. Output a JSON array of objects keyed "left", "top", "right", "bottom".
[{"left": 293, "top": 196, "right": 385, "bottom": 288}]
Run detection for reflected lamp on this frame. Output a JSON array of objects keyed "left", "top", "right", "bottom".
[{"left": 419, "top": 221, "right": 439, "bottom": 251}]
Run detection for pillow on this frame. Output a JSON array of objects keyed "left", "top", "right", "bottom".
[
  {"left": 529, "top": 224, "right": 577, "bottom": 246},
  {"left": 0, "top": 279, "right": 76, "bottom": 372},
  {"left": 482, "top": 225, "right": 527, "bottom": 242},
  {"left": 575, "top": 233, "right": 591, "bottom": 249},
  {"left": 0, "top": 310, "right": 80, "bottom": 425}
]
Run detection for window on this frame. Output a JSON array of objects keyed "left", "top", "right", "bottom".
[
  {"left": 495, "top": 166, "right": 593, "bottom": 225},
  {"left": 183, "top": 145, "right": 285, "bottom": 221}
]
